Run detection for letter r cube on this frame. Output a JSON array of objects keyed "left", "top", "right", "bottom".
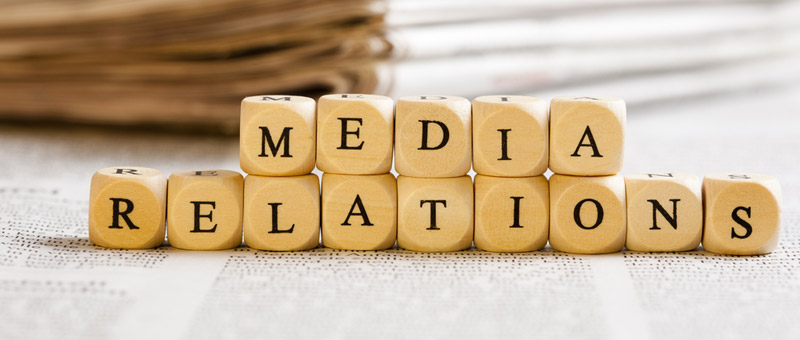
[{"left": 89, "top": 166, "right": 167, "bottom": 249}]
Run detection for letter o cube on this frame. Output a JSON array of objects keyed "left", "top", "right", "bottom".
[
  {"left": 397, "top": 176, "right": 473, "bottom": 252},
  {"left": 474, "top": 175, "right": 549, "bottom": 252},
  {"left": 240, "top": 95, "right": 316, "bottom": 176},
  {"left": 167, "top": 170, "right": 243, "bottom": 250},
  {"left": 395, "top": 96, "right": 472, "bottom": 177},
  {"left": 89, "top": 166, "right": 167, "bottom": 249},
  {"left": 702, "top": 173, "right": 781, "bottom": 255},
  {"left": 549, "top": 174, "right": 626, "bottom": 254},
  {"left": 549, "top": 97, "right": 625, "bottom": 176},
  {"left": 317, "top": 94, "right": 394, "bottom": 174}
]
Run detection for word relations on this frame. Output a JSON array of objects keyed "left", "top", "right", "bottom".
[{"left": 88, "top": 95, "right": 782, "bottom": 255}]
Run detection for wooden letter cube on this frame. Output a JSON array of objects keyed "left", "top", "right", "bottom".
[
  {"left": 243, "top": 174, "right": 320, "bottom": 251},
  {"left": 472, "top": 96, "right": 548, "bottom": 177},
  {"left": 89, "top": 166, "right": 166, "bottom": 249},
  {"left": 549, "top": 174, "right": 626, "bottom": 254},
  {"left": 702, "top": 173, "right": 781, "bottom": 255},
  {"left": 625, "top": 173, "right": 702, "bottom": 252},
  {"left": 397, "top": 176, "right": 473, "bottom": 252},
  {"left": 321, "top": 173, "right": 397, "bottom": 250},
  {"left": 395, "top": 96, "right": 472, "bottom": 177},
  {"left": 549, "top": 97, "right": 625, "bottom": 176},
  {"left": 167, "top": 170, "right": 243, "bottom": 250},
  {"left": 474, "top": 175, "right": 549, "bottom": 252},
  {"left": 240, "top": 95, "right": 316, "bottom": 176},
  {"left": 317, "top": 94, "right": 394, "bottom": 174}
]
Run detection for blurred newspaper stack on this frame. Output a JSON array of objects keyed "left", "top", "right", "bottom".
[
  {"left": 379, "top": 0, "right": 800, "bottom": 104},
  {"left": 0, "top": 0, "right": 389, "bottom": 131},
  {"left": 0, "top": 0, "right": 798, "bottom": 131}
]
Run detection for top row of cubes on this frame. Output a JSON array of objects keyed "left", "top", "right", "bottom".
[{"left": 239, "top": 95, "right": 626, "bottom": 177}]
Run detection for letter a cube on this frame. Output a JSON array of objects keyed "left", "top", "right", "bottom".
[
  {"left": 549, "top": 97, "right": 625, "bottom": 176},
  {"left": 395, "top": 96, "right": 472, "bottom": 177},
  {"left": 240, "top": 95, "right": 316, "bottom": 176},
  {"left": 702, "top": 173, "right": 781, "bottom": 255},
  {"left": 89, "top": 166, "right": 167, "bottom": 249},
  {"left": 322, "top": 173, "right": 397, "bottom": 250}
]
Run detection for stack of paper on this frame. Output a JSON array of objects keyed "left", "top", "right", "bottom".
[
  {"left": 0, "top": 0, "right": 389, "bottom": 131},
  {"left": 380, "top": 0, "right": 800, "bottom": 105}
]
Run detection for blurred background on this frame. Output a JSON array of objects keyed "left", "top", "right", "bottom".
[{"left": 0, "top": 0, "right": 798, "bottom": 133}]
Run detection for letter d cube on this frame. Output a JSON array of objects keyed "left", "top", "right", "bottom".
[
  {"left": 89, "top": 166, "right": 167, "bottom": 249},
  {"left": 395, "top": 96, "right": 471, "bottom": 177}
]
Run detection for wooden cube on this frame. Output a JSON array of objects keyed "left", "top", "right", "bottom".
[
  {"left": 625, "top": 173, "right": 702, "bottom": 252},
  {"left": 317, "top": 94, "right": 394, "bottom": 174},
  {"left": 89, "top": 166, "right": 166, "bottom": 249},
  {"left": 549, "top": 97, "right": 625, "bottom": 176},
  {"left": 243, "top": 174, "right": 320, "bottom": 251},
  {"left": 549, "top": 174, "right": 626, "bottom": 254},
  {"left": 397, "top": 176, "right": 473, "bottom": 252},
  {"left": 395, "top": 96, "right": 472, "bottom": 177},
  {"left": 474, "top": 175, "right": 549, "bottom": 252},
  {"left": 167, "top": 170, "right": 243, "bottom": 250},
  {"left": 472, "top": 96, "right": 548, "bottom": 177},
  {"left": 702, "top": 173, "right": 781, "bottom": 255},
  {"left": 321, "top": 173, "right": 397, "bottom": 250},
  {"left": 239, "top": 95, "right": 316, "bottom": 176}
]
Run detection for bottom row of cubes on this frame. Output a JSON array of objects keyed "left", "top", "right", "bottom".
[{"left": 88, "top": 167, "right": 782, "bottom": 256}]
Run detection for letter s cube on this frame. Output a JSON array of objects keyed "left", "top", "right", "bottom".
[
  {"left": 702, "top": 173, "right": 781, "bottom": 255},
  {"left": 89, "top": 166, "right": 167, "bottom": 249}
]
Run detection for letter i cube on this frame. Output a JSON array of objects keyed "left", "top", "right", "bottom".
[
  {"left": 240, "top": 95, "right": 316, "bottom": 176},
  {"left": 167, "top": 170, "right": 243, "bottom": 250},
  {"left": 702, "top": 173, "right": 781, "bottom": 255},
  {"left": 472, "top": 96, "right": 548, "bottom": 176},
  {"left": 317, "top": 94, "right": 394, "bottom": 174},
  {"left": 89, "top": 166, "right": 167, "bottom": 249},
  {"left": 474, "top": 175, "right": 549, "bottom": 252},
  {"left": 549, "top": 174, "right": 626, "bottom": 254},
  {"left": 625, "top": 173, "right": 702, "bottom": 252},
  {"left": 549, "top": 97, "right": 625, "bottom": 176},
  {"left": 243, "top": 174, "right": 320, "bottom": 251},
  {"left": 395, "top": 96, "right": 472, "bottom": 177}
]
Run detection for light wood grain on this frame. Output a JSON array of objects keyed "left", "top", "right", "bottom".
[
  {"left": 549, "top": 174, "right": 626, "bottom": 254},
  {"left": 322, "top": 173, "right": 397, "bottom": 250},
  {"left": 702, "top": 173, "right": 781, "bottom": 255},
  {"left": 167, "top": 170, "right": 243, "bottom": 250},
  {"left": 89, "top": 166, "right": 167, "bottom": 249},
  {"left": 472, "top": 95, "right": 548, "bottom": 177},
  {"left": 397, "top": 176, "right": 473, "bottom": 252},
  {"left": 474, "top": 175, "right": 548, "bottom": 252},
  {"left": 243, "top": 174, "right": 320, "bottom": 251}
]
